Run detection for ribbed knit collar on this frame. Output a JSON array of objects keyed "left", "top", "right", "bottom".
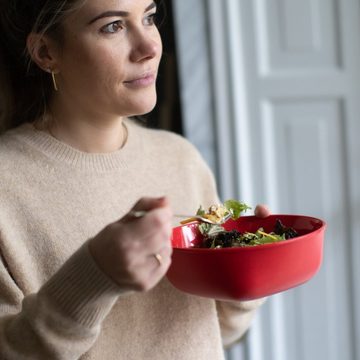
[{"left": 11, "top": 119, "right": 144, "bottom": 172}]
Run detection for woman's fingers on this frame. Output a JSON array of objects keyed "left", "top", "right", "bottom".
[
  {"left": 254, "top": 204, "right": 270, "bottom": 218},
  {"left": 114, "top": 242, "right": 173, "bottom": 292},
  {"left": 122, "top": 196, "right": 169, "bottom": 222},
  {"left": 89, "top": 197, "right": 174, "bottom": 293},
  {"left": 124, "top": 205, "right": 173, "bottom": 240}
]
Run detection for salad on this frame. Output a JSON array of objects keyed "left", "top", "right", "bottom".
[{"left": 184, "top": 200, "right": 298, "bottom": 248}]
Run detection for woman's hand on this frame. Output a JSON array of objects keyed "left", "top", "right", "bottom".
[
  {"left": 88, "top": 197, "right": 173, "bottom": 293},
  {"left": 254, "top": 204, "right": 270, "bottom": 218}
]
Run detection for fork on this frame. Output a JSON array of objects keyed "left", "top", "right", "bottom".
[{"left": 129, "top": 210, "right": 232, "bottom": 225}]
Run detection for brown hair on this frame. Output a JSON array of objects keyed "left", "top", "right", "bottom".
[{"left": 0, "top": 0, "right": 86, "bottom": 133}]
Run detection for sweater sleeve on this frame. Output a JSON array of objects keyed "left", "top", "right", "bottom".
[{"left": 0, "top": 241, "right": 122, "bottom": 360}]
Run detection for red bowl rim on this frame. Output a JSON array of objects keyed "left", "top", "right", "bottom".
[{"left": 172, "top": 214, "right": 326, "bottom": 253}]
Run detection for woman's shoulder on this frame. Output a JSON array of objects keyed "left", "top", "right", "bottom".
[
  {"left": 0, "top": 125, "right": 34, "bottom": 178},
  {"left": 0, "top": 124, "right": 29, "bottom": 154},
  {"left": 130, "top": 121, "right": 217, "bottom": 188}
]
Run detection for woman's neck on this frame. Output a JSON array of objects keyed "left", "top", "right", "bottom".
[
  {"left": 49, "top": 118, "right": 128, "bottom": 153},
  {"left": 36, "top": 108, "right": 128, "bottom": 154}
]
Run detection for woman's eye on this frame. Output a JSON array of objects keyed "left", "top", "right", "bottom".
[
  {"left": 143, "top": 13, "right": 157, "bottom": 26},
  {"left": 101, "top": 20, "right": 124, "bottom": 34}
]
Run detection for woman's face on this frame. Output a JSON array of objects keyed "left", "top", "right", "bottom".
[{"left": 54, "top": 0, "right": 162, "bottom": 119}]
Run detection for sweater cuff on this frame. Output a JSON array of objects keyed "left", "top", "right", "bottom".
[
  {"left": 40, "top": 241, "right": 123, "bottom": 328},
  {"left": 219, "top": 297, "right": 267, "bottom": 311},
  {"left": 216, "top": 297, "right": 267, "bottom": 347}
]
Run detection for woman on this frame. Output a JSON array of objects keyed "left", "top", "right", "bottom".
[{"left": 0, "top": 0, "right": 268, "bottom": 359}]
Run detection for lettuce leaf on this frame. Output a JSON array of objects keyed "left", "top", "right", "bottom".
[{"left": 224, "top": 199, "right": 251, "bottom": 219}]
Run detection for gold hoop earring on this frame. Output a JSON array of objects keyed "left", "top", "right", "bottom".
[{"left": 48, "top": 69, "right": 58, "bottom": 91}]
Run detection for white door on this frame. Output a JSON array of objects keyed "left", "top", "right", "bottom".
[{"left": 173, "top": 0, "right": 360, "bottom": 359}]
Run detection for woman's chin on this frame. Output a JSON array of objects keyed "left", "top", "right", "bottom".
[{"left": 129, "top": 99, "right": 157, "bottom": 117}]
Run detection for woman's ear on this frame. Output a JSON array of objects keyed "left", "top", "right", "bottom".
[{"left": 26, "top": 33, "right": 60, "bottom": 72}]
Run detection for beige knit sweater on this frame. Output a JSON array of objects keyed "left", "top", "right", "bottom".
[{"left": 0, "top": 120, "right": 263, "bottom": 360}]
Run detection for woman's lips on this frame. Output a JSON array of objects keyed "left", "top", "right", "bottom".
[{"left": 124, "top": 73, "right": 156, "bottom": 88}]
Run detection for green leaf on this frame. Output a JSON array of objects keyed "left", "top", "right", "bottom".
[
  {"left": 196, "top": 206, "right": 206, "bottom": 216},
  {"left": 198, "top": 222, "right": 224, "bottom": 237},
  {"left": 207, "top": 224, "right": 225, "bottom": 236},
  {"left": 198, "top": 222, "right": 211, "bottom": 235},
  {"left": 224, "top": 199, "right": 251, "bottom": 219}
]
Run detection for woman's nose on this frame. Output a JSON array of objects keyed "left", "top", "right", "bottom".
[{"left": 130, "top": 32, "right": 162, "bottom": 63}]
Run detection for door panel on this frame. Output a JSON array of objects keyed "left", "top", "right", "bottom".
[
  {"left": 264, "top": 97, "right": 352, "bottom": 357},
  {"left": 257, "top": 0, "right": 341, "bottom": 72}
]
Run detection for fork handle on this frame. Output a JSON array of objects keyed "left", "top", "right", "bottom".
[{"left": 129, "top": 211, "right": 194, "bottom": 219}]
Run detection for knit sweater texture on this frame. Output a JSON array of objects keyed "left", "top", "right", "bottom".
[{"left": 0, "top": 120, "right": 263, "bottom": 360}]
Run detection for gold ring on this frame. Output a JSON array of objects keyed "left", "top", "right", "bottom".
[
  {"left": 154, "top": 253, "right": 162, "bottom": 266},
  {"left": 129, "top": 210, "right": 146, "bottom": 218}
]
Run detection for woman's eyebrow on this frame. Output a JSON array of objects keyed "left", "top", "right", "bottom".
[{"left": 88, "top": 2, "right": 157, "bottom": 25}]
